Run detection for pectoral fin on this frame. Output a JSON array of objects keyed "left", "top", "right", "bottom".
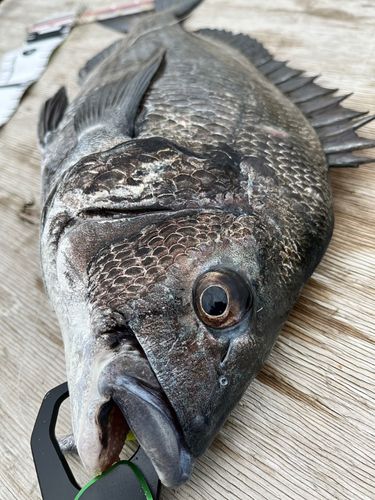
[{"left": 74, "top": 49, "right": 165, "bottom": 140}]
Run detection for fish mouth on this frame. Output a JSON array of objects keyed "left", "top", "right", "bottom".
[{"left": 77, "top": 338, "right": 194, "bottom": 489}]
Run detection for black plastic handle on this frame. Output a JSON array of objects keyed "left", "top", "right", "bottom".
[
  {"left": 31, "top": 383, "right": 80, "bottom": 499},
  {"left": 31, "top": 382, "right": 161, "bottom": 500}
]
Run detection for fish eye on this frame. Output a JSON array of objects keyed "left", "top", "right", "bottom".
[{"left": 194, "top": 270, "right": 252, "bottom": 329}]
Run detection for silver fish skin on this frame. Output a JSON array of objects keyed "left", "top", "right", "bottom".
[{"left": 37, "top": 0, "right": 349, "bottom": 489}]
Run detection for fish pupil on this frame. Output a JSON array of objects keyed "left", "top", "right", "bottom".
[{"left": 202, "top": 286, "right": 228, "bottom": 316}]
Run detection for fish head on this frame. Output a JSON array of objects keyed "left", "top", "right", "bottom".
[
  {"left": 49, "top": 202, "right": 273, "bottom": 488},
  {"left": 43, "top": 141, "right": 303, "bottom": 488}
]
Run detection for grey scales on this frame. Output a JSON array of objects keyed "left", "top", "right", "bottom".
[{"left": 37, "top": 0, "right": 375, "bottom": 489}]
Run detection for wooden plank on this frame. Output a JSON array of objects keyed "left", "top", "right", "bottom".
[{"left": 0, "top": 0, "right": 374, "bottom": 499}]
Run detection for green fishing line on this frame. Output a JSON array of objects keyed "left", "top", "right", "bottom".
[{"left": 74, "top": 460, "right": 153, "bottom": 500}]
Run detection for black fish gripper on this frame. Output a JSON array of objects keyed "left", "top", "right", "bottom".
[{"left": 30, "top": 382, "right": 161, "bottom": 500}]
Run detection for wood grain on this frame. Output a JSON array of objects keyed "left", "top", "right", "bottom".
[{"left": 0, "top": 0, "right": 374, "bottom": 499}]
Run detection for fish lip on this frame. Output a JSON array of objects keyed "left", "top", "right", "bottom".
[{"left": 98, "top": 370, "right": 195, "bottom": 488}]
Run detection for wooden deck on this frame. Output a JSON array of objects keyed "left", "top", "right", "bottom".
[{"left": 0, "top": 0, "right": 374, "bottom": 498}]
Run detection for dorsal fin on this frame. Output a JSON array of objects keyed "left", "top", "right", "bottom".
[
  {"left": 75, "top": 49, "right": 165, "bottom": 139},
  {"left": 196, "top": 29, "right": 272, "bottom": 67},
  {"left": 38, "top": 86, "right": 68, "bottom": 148},
  {"left": 316, "top": 115, "right": 375, "bottom": 140},
  {"left": 195, "top": 29, "right": 375, "bottom": 168}
]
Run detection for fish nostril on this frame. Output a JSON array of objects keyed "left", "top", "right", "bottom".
[
  {"left": 220, "top": 341, "right": 231, "bottom": 366},
  {"left": 219, "top": 376, "right": 228, "bottom": 387},
  {"left": 220, "top": 348, "right": 228, "bottom": 364}
]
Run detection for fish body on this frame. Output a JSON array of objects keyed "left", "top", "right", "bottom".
[{"left": 38, "top": 0, "right": 374, "bottom": 488}]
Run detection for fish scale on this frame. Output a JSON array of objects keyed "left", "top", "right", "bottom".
[
  {"left": 38, "top": 0, "right": 375, "bottom": 491},
  {"left": 56, "top": 140, "right": 243, "bottom": 216},
  {"left": 88, "top": 211, "right": 251, "bottom": 308},
  {"left": 137, "top": 36, "right": 300, "bottom": 148}
]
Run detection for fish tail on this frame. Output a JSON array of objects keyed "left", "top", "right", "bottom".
[
  {"left": 154, "top": 0, "right": 204, "bottom": 19},
  {"left": 128, "top": 0, "right": 204, "bottom": 36}
]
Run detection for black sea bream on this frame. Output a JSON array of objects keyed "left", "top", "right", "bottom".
[{"left": 38, "top": 0, "right": 375, "bottom": 488}]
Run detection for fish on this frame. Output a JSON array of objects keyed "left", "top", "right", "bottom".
[{"left": 37, "top": 0, "right": 375, "bottom": 489}]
